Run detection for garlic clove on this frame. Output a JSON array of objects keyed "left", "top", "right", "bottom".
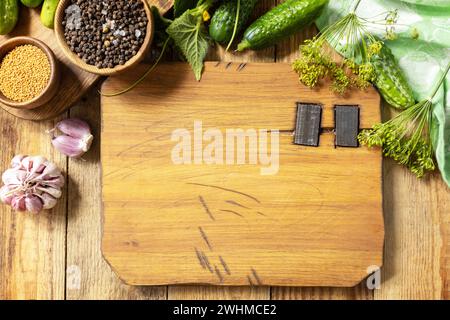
[
  {"left": 33, "top": 163, "right": 62, "bottom": 184},
  {"left": 0, "top": 185, "right": 14, "bottom": 205},
  {"left": 2, "top": 168, "right": 26, "bottom": 186},
  {"left": 52, "top": 135, "right": 87, "bottom": 158},
  {"left": 36, "top": 186, "right": 62, "bottom": 199},
  {"left": 40, "top": 161, "right": 62, "bottom": 178},
  {"left": 2, "top": 169, "right": 17, "bottom": 185},
  {"left": 50, "top": 119, "right": 93, "bottom": 158},
  {"left": 38, "top": 193, "right": 58, "bottom": 210},
  {"left": 42, "top": 176, "right": 65, "bottom": 189},
  {"left": 81, "top": 133, "right": 94, "bottom": 153},
  {"left": 20, "top": 156, "right": 33, "bottom": 172},
  {"left": 28, "top": 156, "right": 48, "bottom": 174},
  {"left": 11, "top": 196, "right": 26, "bottom": 212},
  {"left": 25, "top": 195, "right": 44, "bottom": 214},
  {"left": 11, "top": 155, "right": 26, "bottom": 168},
  {"left": 22, "top": 155, "right": 47, "bottom": 174},
  {"left": 23, "top": 157, "right": 33, "bottom": 171},
  {"left": 56, "top": 119, "right": 92, "bottom": 140}
]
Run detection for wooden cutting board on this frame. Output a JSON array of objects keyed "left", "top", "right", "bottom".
[
  {"left": 101, "top": 62, "right": 384, "bottom": 287},
  {"left": 0, "top": 1, "right": 173, "bottom": 121}
]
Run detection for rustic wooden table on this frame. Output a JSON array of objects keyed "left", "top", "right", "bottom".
[{"left": 1, "top": 1, "right": 449, "bottom": 299}]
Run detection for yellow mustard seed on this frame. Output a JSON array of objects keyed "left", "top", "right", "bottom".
[{"left": 0, "top": 45, "right": 51, "bottom": 103}]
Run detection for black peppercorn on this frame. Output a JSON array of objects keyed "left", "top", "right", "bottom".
[{"left": 63, "top": 0, "right": 148, "bottom": 69}]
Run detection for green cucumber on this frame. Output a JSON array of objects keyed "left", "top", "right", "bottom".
[
  {"left": 372, "top": 42, "right": 415, "bottom": 109},
  {"left": 209, "top": 0, "right": 259, "bottom": 44},
  {"left": 0, "top": 0, "right": 19, "bottom": 35},
  {"left": 41, "top": 0, "right": 59, "bottom": 29},
  {"left": 237, "top": 0, "right": 328, "bottom": 51},
  {"left": 21, "top": 0, "right": 44, "bottom": 8}
]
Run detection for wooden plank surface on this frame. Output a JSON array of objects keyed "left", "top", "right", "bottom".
[
  {"left": 65, "top": 89, "right": 166, "bottom": 300},
  {"left": 0, "top": 112, "right": 67, "bottom": 299},
  {"left": 0, "top": 0, "right": 449, "bottom": 300},
  {"left": 373, "top": 105, "right": 449, "bottom": 300},
  {"left": 375, "top": 165, "right": 446, "bottom": 299}
]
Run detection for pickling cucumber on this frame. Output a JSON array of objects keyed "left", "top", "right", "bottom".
[
  {"left": 0, "top": 0, "right": 19, "bottom": 35},
  {"left": 21, "top": 0, "right": 44, "bottom": 8},
  {"left": 209, "top": 0, "right": 260, "bottom": 44},
  {"left": 237, "top": 0, "right": 328, "bottom": 51},
  {"left": 41, "top": 0, "right": 59, "bottom": 29},
  {"left": 372, "top": 42, "right": 415, "bottom": 109}
]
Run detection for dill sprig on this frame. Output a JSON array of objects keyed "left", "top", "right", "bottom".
[
  {"left": 358, "top": 63, "right": 450, "bottom": 178},
  {"left": 293, "top": 0, "right": 396, "bottom": 94}
]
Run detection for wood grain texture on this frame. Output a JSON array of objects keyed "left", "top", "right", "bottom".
[
  {"left": 101, "top": 63, "right": 380, "bottom": 130},
  {"left": 147, "top": 0, "right": 174, "bottom": 15},
  {"left": 167, "top": 3, "right": 277, "bottom": 297},
  {"left": 375, "top": 166, "right": 446, "bottom": 299},
  {"left": 168, "top": 286, "right": 270, "bottom": 300},
  {"left": 270, "top": 18, "right": 376, "bottom": 300},
  {"left": 66, "top": 88, "right": 166, "bottom": 300},
  {"left": 0, "top": 111, "right": 67, "bottom": 299},
  {"left": 101, "top": 62, "right": 383, "bottom": 287},
  {"left": 271, "top": 282, "right": 373, "bottom": 300},
  {"left": 381, "top": 169, "right": 448, "bottom": 300},
  {"left": 0, "top": 0, "right": 448, "bottom": 300},
  {"left": 0, "top": 7, "right": 99, "bottom": 121},
  {"left": 372, "top": 104, "right": 448, "bottom": 300}
]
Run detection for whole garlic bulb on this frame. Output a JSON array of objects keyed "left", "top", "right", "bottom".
[{"left": 0, "top": 155, "right": 65, "bottom": 214}]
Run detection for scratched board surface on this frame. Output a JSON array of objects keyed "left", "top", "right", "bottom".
[{"left": 101, "top": 62, "right": 384, "bottom": 286}]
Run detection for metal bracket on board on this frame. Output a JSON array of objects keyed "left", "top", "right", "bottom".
[
  {"left": 335, "top": 105, "right": 360, "bottom": 147},
  {"left": 294, "top": 103, "right": 360, "bottom": 148},
  {"left": 294, "top": 103, "right": 322, "bottom": 147}
]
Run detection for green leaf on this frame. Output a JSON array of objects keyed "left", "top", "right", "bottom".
[
  {"left": 174, "top": 0, "right": 198, "bottom": 17},
  {"left": 431, "top": 79, "right": 450, "bottom": 188},
  {"left": 167, "top": 10, "right": 210, "bottom": 81}
]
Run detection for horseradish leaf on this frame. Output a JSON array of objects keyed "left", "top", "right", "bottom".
[{"left": 167, "top": 10, "right": 210, "bottom": 81}]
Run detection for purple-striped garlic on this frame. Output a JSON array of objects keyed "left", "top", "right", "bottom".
[
  {"left": 50, "top": 119, "right": 93, "bottom": 158},
  {"left": 0, "top": 155, "right": 64, "bottom": 214}
]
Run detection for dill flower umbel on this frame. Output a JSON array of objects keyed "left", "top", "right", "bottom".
[
  {"left": 292, "top": 0, "right": 397, "bottom": 94},
  {"left": 358, "top": 63, "right": 450, "bottom": 178}
]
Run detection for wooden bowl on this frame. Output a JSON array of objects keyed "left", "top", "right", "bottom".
[
  {"left": 54, "top": 0, "right": 154, "bottom": 76},
  {"left": 0, "top": 37, "right": 60, "bottom": 110}
]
